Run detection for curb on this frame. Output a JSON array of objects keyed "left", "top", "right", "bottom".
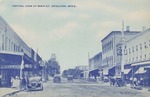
[{"left": 2, "top": 89, "right": 24, "bottom": 97}]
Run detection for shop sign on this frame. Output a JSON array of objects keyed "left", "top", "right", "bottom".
[
  {"left": 24, "top": 64, "right": 32, "bottom": 68},
  {"left": 0, "top": 65, "right": 20, "bottom": 69}
]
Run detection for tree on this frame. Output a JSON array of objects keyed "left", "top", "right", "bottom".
[
  {"left": 46, "top": 54, "right": 60, "bottom": 77},
  {"left": 62, "top": 68, "right": 83, "bottom": 79}
]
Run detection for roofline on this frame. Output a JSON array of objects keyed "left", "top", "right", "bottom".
[
  {"left": 124, "top": 28, "right": 150, "bottom": 44},
  {"left": 101, "top": 30, "right": 140, "bottom": 42},
  {"left": 0, "top": 51, "right": 24, "bottom": 56}
]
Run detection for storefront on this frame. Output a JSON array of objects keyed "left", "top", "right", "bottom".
[
  {"left": 89, "top": 69, "right": 100, "bottom": 78},
  {"left": 108, "top": 66, "right": 115, "bottom": 76},
  {"left": 0, "top": 52, "right": 23, "bottom": 87},
  {"left": 131, "top": 61, "right": 150, "bottom": 86},
  {"left": 0, "top": 51, "right": 35, "bottom": 87}
]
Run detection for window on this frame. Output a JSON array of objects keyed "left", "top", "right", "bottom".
[
  {"left": 129, "top": 48, "right": 131, "bottom": 54},
  {"left": 140, "top": 44, "right": 142, "bottom": 50},
  {"left": 11, "top": 41, "right": 13, "bottom": 51},
  {"left": 140, "top": 55, "right": 142, "bottom": 59},
  {"left": 9, "top": 39, "right": 10, "bottom": 50},
  {"left": 144, "top": 42, "right": 147, "bottom": 48},
  {"left": 136, "top": 45, "right": 138, "bottom": 51},
  {"left": 132, "top": 47, "right": 134, "bottom": 53},
  {"left": 14, "top": 44, "right": 15, "bottom": 51},
  {"left": 136, "top": 57, "right": 138, "bottom": 61},
  {"left": 2, "top": 35, "right": 4, "bottom": 50},
  {"left": 5, "top": 37, "right": 7, "bottom": 50},
  {"left": 124, "top": 45, "right": 126, "bottom": 49}
]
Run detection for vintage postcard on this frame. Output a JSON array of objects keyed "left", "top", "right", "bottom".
[{"left": 0, "top": 0, "right": 150, "bottom": 97}]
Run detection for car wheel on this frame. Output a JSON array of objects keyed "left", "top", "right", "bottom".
[
  {"left": 40, "top": 85, "right": 43, "bottom": 91},
  {"left": 25, "top": 85, "right": 29, "bottom": 92}
]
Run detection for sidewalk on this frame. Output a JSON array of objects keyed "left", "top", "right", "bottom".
[{"left": 0, "top": 87, "right": 22, "bottom": 97}]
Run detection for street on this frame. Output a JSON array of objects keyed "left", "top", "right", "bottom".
[{"left": 10, "top": 79, "right": 150, "bottom": 97}]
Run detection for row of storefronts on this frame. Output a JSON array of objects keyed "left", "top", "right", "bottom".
[
  {"left": 0, "top": 16, "right": 42, "bottom": 87},
  {"left": 87, "top": 27, "right": 150, "bottom": 86}
]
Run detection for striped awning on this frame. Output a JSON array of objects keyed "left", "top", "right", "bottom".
[
  {"left": 124, "top": 69, "right": 131, "bottom": 74},
  {"left": 132, "top": 61, "right": 150, "bottom": 66},
  {"left": 135, "top": 67, "right": 146, "bottom": 74}
]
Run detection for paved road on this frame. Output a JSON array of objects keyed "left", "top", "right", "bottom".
[{"left": 10, "top": 80, "right": 150, "bottom": 97}]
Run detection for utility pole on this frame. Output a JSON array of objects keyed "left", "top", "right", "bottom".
[{"left": 121, "top": 21, "right": 125, "bottom": 82}]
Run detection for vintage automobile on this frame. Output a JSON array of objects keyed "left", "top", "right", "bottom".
[
  {"left": 103, "top": 76, "right": 109, "bottom": 82},
  {"left": 53, "top": 74, "right": 61, "bottom": 83},
  {"left": 26, "top": 76, "right": 43, "bottom": 91},
  {"left": 67, "top": 75, "right": 73, "bottom": 82}
]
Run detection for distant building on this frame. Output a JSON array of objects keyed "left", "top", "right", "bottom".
[
  {"left": 89, "top": 52, "right": 102, "bottom": 78},
  {"left": 122, "top": 28, "right": 150, "bottom": 86},
  {"left": 101, "top": 27, "right": 140, "bottom": 77},
  {"left": 0, "top": 16, "right": 42, "bottom": 86},
  {"left": 76, "top": 65, "right": 89, "bottom": 79}
]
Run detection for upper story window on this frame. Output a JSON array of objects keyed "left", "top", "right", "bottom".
[
  {"left": 14, "top": 44, "right": 15, "bottom": 51},
  {"left": 124, "top": 45, "right": 126, "bottom": 49},
  {"left": 140, "top": 44, "right": 142, "bottom": 50},
  {"left": 9, "top": 39, "right": 10, "bottom": 50},
  {"left": 129, "top": 48, "right": 131, "bottom": 54},
  {"left": 2, "top": 34, "right": 4, "bottom": 50},
  {"left": 136, "top": 45, "right": 138, "bottom": 51},
  {"left": 132, "top": 47, "right": 134, "bottom": 53},
  {"left": 144, "top": 42, "right": 147, "bottom": 48},
  {"left": 5, "top": 37, "right": 7, "bottom": 50}
]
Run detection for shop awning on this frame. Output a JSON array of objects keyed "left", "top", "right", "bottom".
[
  {"left": 144, "top": 66, "right": 150, "bottom": 70},
  {"left": 131, "top": 61, "right": 150, "bottom": 66},
  {"left": 89, "top": 69, "right": 100, "bottom": 76},
  {"left": 124, "top": 69, "right": 131, "bottom": 74},
  {"left": 0, "top": 52, "right": 23, "bottom": 65},
  {"left": 108, "top": 66, "right": 115, "bottom": 76},
  {"left": 135, "top": 67, "right": 146, "bottom": 74}
]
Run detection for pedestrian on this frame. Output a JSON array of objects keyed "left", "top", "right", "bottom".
[
  {"left": 21, "top": 77, "right": 26, "bottom": 89},
  {"left": 10, "top": 77, "right": 14, "bottom": 88},
  {"left": 92, "top": 76, "right": 95, "bottom": 82},
  {"left": 129, "top": 78, "right": 133, "bottom": 88},
  {"left": 140, "top": 78, "right": 144, "bottom": 86},
  {"left": 15, "top": 76, "right": 21, "bottom": 89},
  {"left": 133, "top": 77, "right": 137, "bottom": 86}
]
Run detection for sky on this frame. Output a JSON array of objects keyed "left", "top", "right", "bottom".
[{"left": 0, "top": 0, "right": 150, "bottom": 72}]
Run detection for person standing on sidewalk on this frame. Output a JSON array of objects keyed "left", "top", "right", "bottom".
[
  {"left": 10, "top": 77, "right": 14, "bottom": 88},
  {"left": 140, "top": 78, "right": 144, "bottom": 86},
  {"left": 133, "top": 77, "right": 138, "bottom": 86}
]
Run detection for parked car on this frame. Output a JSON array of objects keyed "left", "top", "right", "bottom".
[
  {"left": 103, "top": 76, "right": 109, "bottom": 82},
  {"left": 53, "top": 74, "right": 61, "bottom": 83},
  {"left": 67, "top": 75, "right": 73, "bottom": 82},
  {"left": 115, "top": 78, "right": 125, "bottom": 87},
  {"left": 26, "top": 76, "right": 43, "bottom": 91}
]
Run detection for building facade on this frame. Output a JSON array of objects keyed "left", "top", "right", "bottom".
[
  {"left": 89, "top": 52, "right": 102, "bottom": 78},
  {"left": 0, "top": 16, "right": 42, "bottom": 87},
  {"left": 101, "top": 28, "right": 140, "bottom": 77},
  {"left": 122, "top": 28, "right": 150, "bottom": 86}
]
